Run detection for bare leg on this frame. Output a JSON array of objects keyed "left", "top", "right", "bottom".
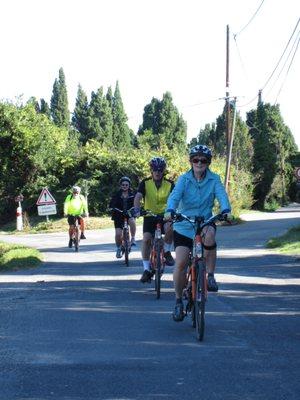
[
  {"left": 128, "top": 217, "right": 136, "bottom": 239},
  {"left": 202, "top": 226, "right": 217, "bottom": 273},
  {"left": 142, "top": 232, "right": 152, "bottom": 260},
  {"left": 115, "top": 228, "right": 122, "bottom": 247},
  {"left": 173, "top": 246, "right": 190, "bottom": 299},
  {"left": 163, "top": 222, "right": 173, "bottom": 245}
]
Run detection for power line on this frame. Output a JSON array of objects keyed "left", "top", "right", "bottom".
[
  {"left": 234, "top": 0, "right": 265, "bottom": 38},
  {"left": 239, "top": 17, "right": 300, "bottom": 108},
  {"left": 260, "top": 17, "right": 300, "bottom": 92},
  {"left": 266, "top": 29, "right": 300, "bottom": 98},
  {"left": 275, "top": 34, "right": 300, "bottom": 104}
]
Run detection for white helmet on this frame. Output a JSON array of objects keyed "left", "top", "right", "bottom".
[{"left": 72, "top": 186, "right": 81, "bottom": 193}]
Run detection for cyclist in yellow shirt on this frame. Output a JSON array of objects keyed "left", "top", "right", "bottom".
[
  {"left": 64, "top": 186, "right": 89, "bottom": 247},
  {"left": 134, "top": 157, "right": 174, "bottom": 283}
]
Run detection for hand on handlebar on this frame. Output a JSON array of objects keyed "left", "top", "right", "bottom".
[
  {"left": 221, "top": 209, "right": 232, "bottom": 221},
  {"left": 163, "top": 210, "right": 175, "bottom": 221},
  {"left": 133, "top": 207, "right": 141, "bottom": 218}
]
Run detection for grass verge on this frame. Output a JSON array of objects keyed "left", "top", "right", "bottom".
[
  {"left": 0, "top": 215, "right": 115, "bottom": 234},
  {"left": 266, "top": 225, "right": 300, "bottom": 255},
  {"left": 0, "top": 242, "right": 43, "bottom": 272}
]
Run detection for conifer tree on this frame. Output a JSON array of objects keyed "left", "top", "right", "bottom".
[
  {"left": 138, "top": 92, "right": 186, "bottom": 149},
  {"left": 247, "top": 102, "right": 297, "bottom": 208},
  {"left": 106, "top": 86, "right": 113, "bottom": 109},
  {"left": 72, "top": 84, "right": 89, "bottom": 141},
  {"left": 50, "top": 67, "right": 69, "bottom": 128},
  {"left": 111, "top": 81, "right": 133, "bottom": 148},
  {"left": 40, "top": 98, "right": 51, "bottom": 118},
  {"left": 88, "top": 87, "right": 113, "bottom": 145}
]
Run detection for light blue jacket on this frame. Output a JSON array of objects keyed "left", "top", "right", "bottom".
[{"left": 166, "top": 169, "right": 231, "bottom": 239}]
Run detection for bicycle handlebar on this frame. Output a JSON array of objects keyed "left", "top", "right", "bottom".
[
  {"left": 139, "top": 209, "right": 165, "bottom": 219},
  {"left": 108, "top": 207, "right": 135, "bottom": 217},
  {"left": 173, "top": 212, "right": 226, "bottom": 230}
]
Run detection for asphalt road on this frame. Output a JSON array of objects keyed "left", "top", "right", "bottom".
[{"left": 0, "top": 205, "right": 300, "bottom": 400}]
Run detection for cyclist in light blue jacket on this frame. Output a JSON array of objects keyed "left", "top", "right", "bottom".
[{"left": 165, "top": 145, "right": 231, "bottom": 321}]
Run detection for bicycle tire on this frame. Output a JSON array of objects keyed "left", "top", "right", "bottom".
[
  {"left": 154, "top": 245, "right": 162, "bottom": 299},
  {"left": 195, "top": 262, "right": 206, "bottom": 341},
  {"left": 123, "top": 228, "right": 130, "bottom": 267}
]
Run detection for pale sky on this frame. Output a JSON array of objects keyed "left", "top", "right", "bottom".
[{"left": 1, "top": 0, "right": 299, "bottom": 148}]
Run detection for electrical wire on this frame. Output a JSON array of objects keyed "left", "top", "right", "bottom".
[
  {"left": 260, "top": 17, "right": 300, "bottom": 92},
  {"left": 239, "top": 17, "right": 300, "bottom": 108},
  {"left": 265, "top": 29, "right": 300, "bottom": 98},
  {"left": 275, "top": 34, "right": 300, "bottom": 104},
  {"left": 234, "top": 0, "right": 265, "bottom": 38}
]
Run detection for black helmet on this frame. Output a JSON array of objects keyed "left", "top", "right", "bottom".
[
  {"left": 149, "top": 157, "right": 166, "bottom": 171},
  {"left": 119, "top": 176, "right": 131, "bottom": 185},
  {"left": 189, "top": 144, "right": 212, "bottom": 163}
]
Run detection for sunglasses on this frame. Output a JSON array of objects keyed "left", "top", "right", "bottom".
[
  {"left": 191, "top": 157, "right": 209, "bottom": 164},
  {"left": 152, "top": 168, "right": 164, "bottom": 172}
]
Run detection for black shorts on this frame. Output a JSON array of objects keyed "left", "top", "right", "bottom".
[
  {"left": 67, "top": 215, "right": 82, "bottom": 226},
  {"left": 173, "top": 230, "right": 193, "bottom": 251},
  {"left": 173, "top": 224, "right": 216, "bottom": 251},
  {"left": 113, "top": 216, "right": 124, "bottom": 229},
  {"left": 143, "top": 216, "right": 165, "bottom": 236},
  {"left": 113, "top": 216, "right": 135, "bottom": 229}
]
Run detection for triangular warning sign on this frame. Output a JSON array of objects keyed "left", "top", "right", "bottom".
[{"left": 36, "top": 188, "right": 56, "bottom": 205}]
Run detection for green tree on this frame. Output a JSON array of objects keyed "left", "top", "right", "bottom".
[
  {"left": 247, "top": 102, "right": 297, "bottom": 209},
  {"left": 111, "top": 81, "right": 133, "bottom": 148},
  {"left": 87, "top": 87, "right": 113, "bottom": 146},
  {"left": 50, "top": 67, "right": 69, "bottom": 128},
  {"left": 0, "top": 102, "right": 78, "bottom": 223},
  {"left": 40, "top": 98, "right": 51, "bottom": 118},
  {"left": 138, "top": 92, "right": 187, "bottom": 150},
  {"left": 72, "top": 84, "right": 89, "bottom": 142}
]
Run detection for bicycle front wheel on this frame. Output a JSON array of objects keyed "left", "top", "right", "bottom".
[
  {"left": 154, "top": 244, "right": 162, "bottom": 299},
  {"left": 123, "top": 228, "right": 130, "bottom": 267},
  {"left": 195, "top": 263, "right": 206, "bottom": 341}
]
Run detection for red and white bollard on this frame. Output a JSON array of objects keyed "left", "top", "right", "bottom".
[{"left": 16, "top": 204, "right": 23, "bottom": 231}]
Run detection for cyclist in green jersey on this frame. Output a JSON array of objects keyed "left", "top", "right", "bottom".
[
  {"left": 64, "top": 186, "right": 89, "bottom": 247},
  {"left": 134, "top": 157, "right": 175, "bottom": 283}
]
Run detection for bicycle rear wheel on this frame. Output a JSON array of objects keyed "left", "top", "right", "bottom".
[
  {"left": 195, "top": 263, "right": 206, "bottom": 341},
  {"left": 155, "top": 248, "right": 162, "bottom": 299}
]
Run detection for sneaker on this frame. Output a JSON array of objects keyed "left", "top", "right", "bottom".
[
  {"left": 207, "top": 275, "right": 218, "bottom": 292},
  {"left": 164, "top": 251, "right": 175, "bottom": 266},
  {"left": 140, "top": 270, "right": 152, "bottom": 283},
  {"left": 116, "top": 248, "right": 122, "bottom": 258},
  {"left": 172, "top": 301, "right": 185, "bottom": 322},
  {"left": 80, "top": 233, "right": 86, "bottom": 239},
  {"left": 68, "top": 239, "right": 73, "bottom": 248},
  {"left": 130, "top": 238, "right": 136, "bottom": 247}
]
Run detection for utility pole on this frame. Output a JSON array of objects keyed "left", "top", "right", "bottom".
[{"left": 224, "top": 25, "right": 231, "bottom": 192}]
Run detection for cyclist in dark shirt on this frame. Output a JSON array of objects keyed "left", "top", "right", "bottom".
[{"left": 109, "top": 177, "right": 136, "bottom": 258}]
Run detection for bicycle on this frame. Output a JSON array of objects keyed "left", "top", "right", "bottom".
[
  {"left": 110, "top": 207, "right": 135, "bottom": 266},
  {"left": 140, "top": 210, "right": 167, "bottom": 299},
  {"left": 68, "top": 215, "right": 81, "bottom": 252},
  {"left": 172, "top": 212, "right": 226, "bottom": 341}
]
